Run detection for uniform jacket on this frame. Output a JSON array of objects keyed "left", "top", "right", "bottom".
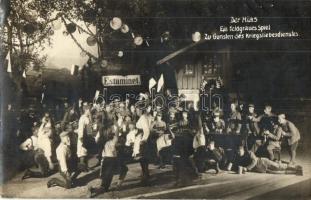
[{"left": 280, "top": 120, "right": 300, "bottom": 145}]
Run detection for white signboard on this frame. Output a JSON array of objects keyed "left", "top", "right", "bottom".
[{"left": 102, "top": 75, "right": 141, "bottom": 86}]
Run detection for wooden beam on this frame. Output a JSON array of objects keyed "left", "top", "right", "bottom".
[{"left": 156, "top": 40, "right": 206, "bottom": 65}]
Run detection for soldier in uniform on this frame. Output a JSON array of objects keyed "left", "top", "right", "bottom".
[
  {"left": 151, "top": 112, "right": 170, "bottom": 169},
  {"left": 225, "top": 102, "right": 242, "bottom": 169},
  {"left": 226, "top": 102, "right": 242, "bottom": 135},
  {"left": 278, "top": 114, "right": 300, "bottom": 165},
  {"left": 209, "top": 112, "right": 225, "bottom": 134},
  {"left": 244, "top": 104, "right": 260, "bottom": 151},
  {"left": 265, "top": 117, "right": 283, "bottom": 160},
  {"left": 234, "top": 146, "right": 303, "bottom": 176},
  {"left": 87, "top": 124, "right": 128, "bottom": 197},
  {"left": 76, "top": 104, "right": 92, "bottom": 171},
  {"left": 205, "top": 140, "right": 226, "bottom": 174},
  {"left": 136, "top": 105, "right": 153, "bottom": 185},
  {"left": 251, "top": 105, "right": 276, "bottom": 153},
  {"left": 172, "top": 111, "right": 199, "bottom": 186}
]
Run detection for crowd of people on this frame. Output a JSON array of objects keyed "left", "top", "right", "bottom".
[{"left": 11, "top": 88, "right": 303, "bottom": 198}]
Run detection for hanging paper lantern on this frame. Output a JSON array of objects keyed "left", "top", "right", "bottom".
[
  {"left": 121, "top": 24, "right": 129, "bottom": 33},
  {"left": 86, "top": 36, "right": 97, "bottom": 46},
  {"left": 109, "top": 17, "right": 122, "bottom": 30},
  {"left": 23, "top": 24, "right": 37, "bottom": 34},
  {"left": 118, "top": 51, "right": 124, "bottom": 57},
  {"left": 52, "top": 18, "right": 62, "bottom": 30},
  {"left": 66, "top": 23, "right": 76, "bottom": 34},
  {"left": 134, "top": 36, "right": 143, "bottom": 46},
  {"left": 192, "top": 32, "right": 201, "bottom": 42}
]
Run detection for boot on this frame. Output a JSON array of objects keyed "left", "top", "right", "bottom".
[
  {"left": 296, "top": 165, "right": 303, "bottom": 176},
  {"left": 21, "top": 169, "right": 31, "bottom": 180}
]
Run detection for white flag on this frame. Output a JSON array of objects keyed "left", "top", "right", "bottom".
[
  {"left": 94, "top": 90, "right": 100, "bottom": 100},
  {"left": 157, "top": 74, "right": 164, "bottom": 92},
  {"left": 6, "top": 51, "right": 12, "bottom": 73},
  {"left": 149, "top": 78, "right": 157, "bottom": 92},
  {"left": 70, "top": 64, "right": 76, "bottom": 75},
  {"left": 22, "top": 70, "right": 26, "bottom": 78}
]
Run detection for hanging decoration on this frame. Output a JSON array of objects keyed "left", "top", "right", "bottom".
[
  {"left": 66, "top": 23, "right": 76, "bottom": 34},
  {"left": 86, "top": 36, "right": 97, "bottom": 46},
  {"left": 109, "top": 17, "right": 122, "bottom": 30},
  {"left": 121, "top": 24, "right": 129, "bottom": 33},
  {"left": 5, "top": 51, "right": 12, "bottom": 73},
  {"left": 192, "top": 31, "right": 201, "bottom": 42},
  {"left": 134, "top": 36, "right": 143, "bottom": 46},
  {"left": 117, "top": 51, "right": 124, "bottom": 57}
]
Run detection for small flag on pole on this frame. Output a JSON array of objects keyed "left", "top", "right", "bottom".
[
  {"left": 22, "top": 70, "right": 26, "bottom": 78},
  {"left": 70, "top": 64, "right": 76, "bottom": 75},
  {"left": 94, "top": 90, "right": 100, "bottom": 101},
  {"left": 157, "top": 74, "right": 164, "bottom": 93},
  {"left": 6, "top": 51, "right": 12, "bottom": 73},
  {"left": 149, "top": 78, "right": 157, "bottom": 92}
]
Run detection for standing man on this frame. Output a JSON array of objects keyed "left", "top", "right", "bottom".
[
  {"left": 245, "top": 104, "right": 260, "bottom": 151},
  {"left": 278, "top": 114, "right": 300, "bottom": 165},
  {"left": 136, "top": 106, "right": 153, "bottom": 185},
  {"left": 226, "top": 102, "right": 242, "bottom": 135},
  {"left": 77, "top": 103, "right": 92, "bottom": 171},
  {"left": 87, "top": 124, "right": 127, "bottom": 197}
]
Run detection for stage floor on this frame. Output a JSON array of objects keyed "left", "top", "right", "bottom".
[{"left": 1, "top": 153, "right": 310, "bottom": 199}]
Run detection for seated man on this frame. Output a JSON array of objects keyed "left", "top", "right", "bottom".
[
  {"left": 205, "top": 140, "right": 226, "bottom": 174},
  {"left": 47, "top": 131, "right": 81, "bottom": 189},
  {"left": 234, "top": 146, "right": 303, "bottom": 176}
]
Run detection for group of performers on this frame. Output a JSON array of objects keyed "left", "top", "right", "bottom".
[{"left": 17, "top": 91, "right": 303, "bottom": 197}]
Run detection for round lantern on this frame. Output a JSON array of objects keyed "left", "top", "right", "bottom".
[
  {"left": 109, "top": 17, "right": 122, "bottom": 30},
  {"left": 86, "top": 36, "right": 97, "bottom": 46},
  {"left": 66, "top": 23, "right": 76, "bottom": 34},
  {"left": 121, "top": 24, "right": 129, "bottom": 33},
  {"left": 118, "top": 51, "right": 124, "bottom": 57},
  {"left": 192, "top": 31, "right": 201, "bottom": 42},
  {"left": 134, "top": 36, "right": 143, "bottom": 46}
]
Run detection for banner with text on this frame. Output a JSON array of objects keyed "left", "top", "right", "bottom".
[{"left": 102, "top": 75, "right": 141, "bottom": 86}]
